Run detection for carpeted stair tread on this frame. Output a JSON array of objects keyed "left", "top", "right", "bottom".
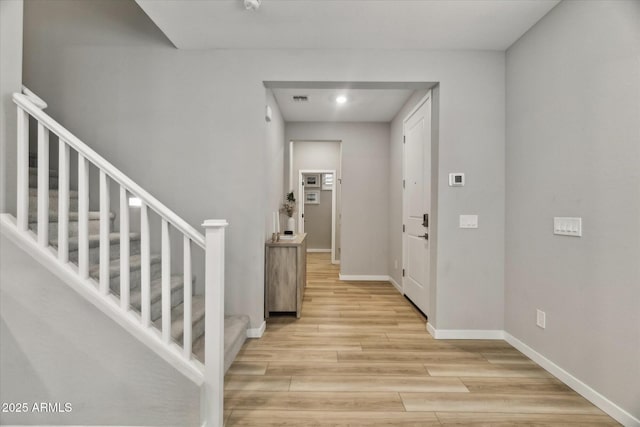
[
  {"left": 192, "top": 314, "right": 250, "bottom": 368},
  {"left": 50, "top": 232, "right": 141, "bottom": 250},
  {"left": 88, "top": 254, "right": 162, "bottom": 279},
  {"left": 192, "top": 335, "right": 205, "bottom": 362},
  {"left": 155, "top": 296, "right": 205, "bottom": 342},
  {"left": 29, "top": 188, "right": 79, "bottom": 198},
  {"left": 29, "top": 168, "right": 59, "bottom": 189},
  {"left": 29, "top": 167, "right": 59, "bottom": 178},
  {"left": 129, "top": 275, "right": 186, "bottom": 308},
  {"left": 222, "top": 314, "right": 250, "bottom": 372},
  {"left": 28, "top": 210, "right": 114, "bottom": 224}
]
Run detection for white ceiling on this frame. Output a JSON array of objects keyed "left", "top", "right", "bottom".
[
  {"left": 136, "top": 0, "right": 560, "bottom": 50},
  {"left": 272, "top": 87, "right": 416, "bottom": 122}
]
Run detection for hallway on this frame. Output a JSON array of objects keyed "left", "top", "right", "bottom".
[{"left": 223, "top": 253, "right": 616, "bottom": 426}]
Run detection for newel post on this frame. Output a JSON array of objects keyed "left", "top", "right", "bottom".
[{"left": 201, "top": 219, "right": 228, "bottom": 427}]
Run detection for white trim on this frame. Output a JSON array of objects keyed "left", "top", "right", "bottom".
[
  {"left": 246, "top": 321, "right": 266, "bottom": 338},
  {"left": 297, "top": 170, "right": 304, "bottom": 233},
  {"left": 428, "top": 326, "right": 505, "bottom": 340},
  {"left": 505, "top": 333, "right": 640, "bottom": 427},
  {"left": 404, "top": 91, "right": 431, "bottom": 122},
  {"left": 288, "top": 140, "right": 294, "bottom": 191},
  {"left": 0, "top": 214, "right": 205, "bottom": 386},
  {"left": 331, "top": 173, "right": 337, "bottom": 264},
  {"left": 388, "top": 276, "right": 402, "bottom": 293},
  {"left": 426, "top": 322, "right": 437, "bottom": 337},
  {"left": 22, "top": 85, "right": 48, "bottom": 109},
  {"left": 307, "top": 248, "right": 331, "bottom": 253},
  {"left": 339, "top": 274, "right": 391, "bottom": 282}
]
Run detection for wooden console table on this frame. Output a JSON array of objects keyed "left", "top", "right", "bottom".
[{"left": 265, "top": 233, "right": 307, "bottom": 318}]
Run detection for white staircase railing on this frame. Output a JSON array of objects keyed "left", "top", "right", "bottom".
[{"left": 9, "top": 88, "right": 227, "bottom": 427}]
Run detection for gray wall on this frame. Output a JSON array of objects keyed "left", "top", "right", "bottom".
[
  {"left": 291, "top": 141, "right": 342, "bottom": 178},
  {"left": 505, "top": 0, "right": 640, "bottom": 418},
  {"left": 0, "top": 0, "right": 23, "bottom": 215},
  {"left": 303, "top": 173, "right": 333, "bottom": 250},
  {"left": 389, "top": 84, "right": 504, "bottom": 331},
  {"left": 287, "top": 123, "right": 389, "bottom": 276},
  {"left": 0, "top": 236, "right": 200, "bottom": 426},
  {"left": 22, "top": 0, "right": 506, "bottom": 331},
  {"left": 265, "top": 89, "right": 285, "bottom": 241}
]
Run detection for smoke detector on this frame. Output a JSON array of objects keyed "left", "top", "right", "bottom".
[
  {"left": 244, "top": 0, "right": 261, "bottom": 10},
  {"left": 293, "top": 95, "right": 309, "bottom": 102}
]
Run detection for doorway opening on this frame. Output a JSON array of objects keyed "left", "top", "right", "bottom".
[
  {"left": 289, "top": 139, "right": 342, "bottom": 265},
  {"left": 298, "top": 169, "right": 338, "bottom": 264},
  {"left": 266, "top": 81, "right": 438, "bottom": 315}
]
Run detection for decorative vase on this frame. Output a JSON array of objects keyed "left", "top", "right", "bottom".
[{"left": 286, "top": 216, "right": 296, "bottom": 233}]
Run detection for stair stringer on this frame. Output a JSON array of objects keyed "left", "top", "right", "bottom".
[{"left": 0, "top": 213, "right": 205, "bottom": 386}]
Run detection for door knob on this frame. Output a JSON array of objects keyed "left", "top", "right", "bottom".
[{"left": 418, "top": 233, "right": 429, "bottom": 240}]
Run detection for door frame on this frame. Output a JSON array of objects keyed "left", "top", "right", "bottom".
[
  {"left": 298, "top": 169, "right": 338, "bottom": 264},
  {"left": 401, "top": 90, "right": 432, "bottom": 306}
]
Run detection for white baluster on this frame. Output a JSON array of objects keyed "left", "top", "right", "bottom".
[
  {"left": 99, "top": 171, "right": 110, "bottom": 295},
  {"left": 78, "top": 154, "right": 89, "bottom": 279},
  {"left": 58, "top": 141, "right": 69, "bottom": 263},
  {"left": 119, "top": 186, "right": 130, "bottom": 310},
  {"left": 140, "top": 203, "right": 151, "bottom": 327},
  {"left": 161, "top": 219, "right": 171, "bottom": 343},
  {"left": 183, "top": 236, "right": 192, "bottom": 359},
  {"left": 202, "top": 219, "right": 228, "bottom": 427},
  {"left": 37, "top": 123, "right": 49, "bottom": 247},
  {"left": 16, "top": 108, "right": 29, "bottom": 231}
]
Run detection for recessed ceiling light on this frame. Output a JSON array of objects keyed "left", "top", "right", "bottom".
[{"left": 336, "top": 95, "right": 347, "bottom": 104}]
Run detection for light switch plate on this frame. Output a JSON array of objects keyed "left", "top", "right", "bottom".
[
  {"left": 459, "top": 215, "right": 478, "bottom": 228},
  {"left": 554, "top": 217, "right": 582, "bottom": 237},
  {"left": 536, "top": 309, "right": 546, "bottom": 329}
]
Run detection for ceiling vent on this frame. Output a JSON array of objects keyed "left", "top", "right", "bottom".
[{"left": 292, "top": 95, "right": 309, "bottom": 102}]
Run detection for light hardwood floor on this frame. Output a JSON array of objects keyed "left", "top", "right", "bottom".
[{"left": 224, "top": 253, "right": 618, "bottom": 426}]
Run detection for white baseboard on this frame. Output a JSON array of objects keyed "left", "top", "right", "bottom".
[
  {"left": 388, "top": 276, "right": 402, "bottom": 293},
  {"left": 428, "top": 326, "right": 505, "bottom": 340},
  {"left": 505, "top": 332, "right": 640, "bottom": 427},
  {"left": 426, "top": 322, "right": 437, "bottom": 337},
  {"left": 307, "top": 248, "right": 331, "bottom": 253},
  {"left": 339, "top": 274, "right": 391, "bottom": 282},
  {"left": 246, "top": 321, "right": 266, "bottom": 338}
]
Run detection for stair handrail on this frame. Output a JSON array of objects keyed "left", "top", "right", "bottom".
[
  {"left": 12, "top": 92, "right": 205, "bottom": 249},
  {"left": 21, "top": 85, "right": 48, "bottom": 109}
]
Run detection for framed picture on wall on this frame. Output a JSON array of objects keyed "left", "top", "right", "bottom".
[
  {"left": 305, "top": 190, "right": 320, "bottom": 204},
  {"left": 304, "top": 174, "right": 320, "bottom": 188}
]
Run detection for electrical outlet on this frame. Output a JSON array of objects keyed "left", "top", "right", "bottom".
[
  {"left": 394, "top": 259, "right": 398, "bottom": 269},
  {"left": 536, "top": 309, "right": 546, "bottom": 329}
]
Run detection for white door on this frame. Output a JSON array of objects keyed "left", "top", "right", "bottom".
[{"left": 403, "top": 94, "right": 431, "bottom": 317}]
